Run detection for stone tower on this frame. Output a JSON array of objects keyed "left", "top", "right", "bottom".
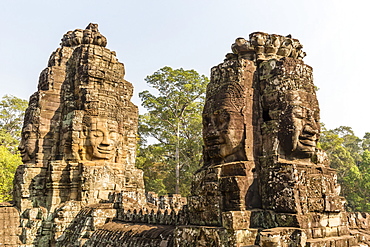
[
  {"left": 11, "top": 23, "right": 145, "bottom": 246},
  {"left": 177, "top": 33, "right": 365, "bottom": 246}
]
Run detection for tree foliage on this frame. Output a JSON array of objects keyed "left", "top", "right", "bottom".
[
  {"left": 0, "top": 95, "right": 27, "bottom": 202},
  {"left": 0, "top": 145, "right": 22, "bottom": 202},
  {"left": 0, "top": 95, "right": 28, "bottom": 153},
  {"left": 137, "top": 67, "right": 208, "bottom": 196},
  {"left": 319, "top": 125, "right": 370, "bottom": 212}
]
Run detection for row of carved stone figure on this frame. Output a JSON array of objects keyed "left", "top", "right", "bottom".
[
  {"left": 116, "top": 207, "right": 189, "bottom": 226},
  {"left": 231, "top": 32, "right": 306, "bottom": 60}
]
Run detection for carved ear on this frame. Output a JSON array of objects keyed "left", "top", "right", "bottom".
[
  {"left": 82, "top": 126, "right": 88, "bottom": 137},
  {"left": 78, "top": 145, "right": 86, "bottom": 161}
]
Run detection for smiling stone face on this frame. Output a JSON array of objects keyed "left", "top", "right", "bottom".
[
  {"left": 202, "top": 77, "right": 248, "bottom": 165},
  {"left": 278, "top": 99, "right": 320, "bottom": 159},
  {"left": 260, "top": 58, "right": 320, "bottom": 160},
  {"left": 203, "top": 107, "right": 245, "bottom": 163},
  {"left": 18, "top": 123, "right": 37, "bottom": 163},
  {"left": 84, "top": 117, "right": 122, "bottom": 161},
  {"left": 201, "top": 58, "right": 258, "bottom": 167}
]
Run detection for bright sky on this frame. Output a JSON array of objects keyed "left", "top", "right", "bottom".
[{"left": 0, "top": 0, "right": 368, "bottom": 137}]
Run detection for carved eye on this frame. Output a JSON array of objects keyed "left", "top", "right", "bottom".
[
  {"left": 292, "top": 107, "right": 304, "bottom": 119},
  {"left": 23, "top": 131, "right": 31, "bottom": 139},
  {"left": 110, "top": 131, "right": 118, "bottom": 139},
  {"left": 203, "top": 116, "right": 211, "bottom": 126},
  {"left": 91, "top": 130, "right": 103, "bottom": 137},
  {"left": 219, "top": 113, "right": 229, "bottom": 124}
]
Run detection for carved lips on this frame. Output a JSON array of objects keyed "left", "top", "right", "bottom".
[
  {"left": 299, "top": 132, "right": 317, "bottom": 147},
  {"left": 297, "top": 124, "right": 319, "bottom": 154},
  {"left": 96, "top": 145, "right": 114, "bottom": 154},
  {"left": 204, "top": 132, "right": 225, "bottom": 159}
]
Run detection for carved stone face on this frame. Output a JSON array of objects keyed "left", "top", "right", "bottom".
[
  {"left": 250, "top": 33, "right": 265, "bottom": 46},
  {"left": 62, "top": 31, "right": 75, "bottom": 47},
  {"left": 279, "top": 103, "right": 320, "bottom": 159},
  {"left": 85, "top": 118, "right": 121, "bottom": 161},
  {"left": 260, "top": 58, "right": 319, "bottom": 160},
  {"left": 83, "top": 29, "right": 93, "bottom": 44},
  {"left": 277, "top": 38, "right": 293, "bottom": 57},
  {"left": 72, "top": 29, "right": 83, "bottom": 46},
  {"left": 203, "top": 108, "right": 245, "bottom": 163},
  {"left": 18, "top": 124, "right": 37, "bottom": 163}
]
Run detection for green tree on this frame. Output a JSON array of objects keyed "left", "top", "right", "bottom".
[
  {"left": 0, "top": 145, "right": 22, "bottom": 202},
  {"left": 319, "top": 126, "right": 357, "bottom": 178},
  {"left": 362, "top": 132, "right": 370, "bottom": 151},
  {"left": 333, "top": 126, "right": 362, "bottom": 164},
  {"left": 319, "top": 126, "right": 359, "bottom": 210},
  {"left": 136, "top": 143, "right": 168, "bottom": 195},
  {"left": 0, "top": 95, "right": 28, "bottom": 202},
  {"left": 356, "top": 150, "right": 370, "bottom": 211},
  {"left": 319, "top": 125, "right": 370, "bottom": 212},
  {"left": 137, "top": 67, "right": 208, "bottom": 196},
  {"left": 0, "top": 95, "right": 28, "bottom": 153}
]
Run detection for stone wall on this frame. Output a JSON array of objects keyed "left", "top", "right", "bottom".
[
  {"left": 86, "top": 222, "right": 175, "bottom": 247},
  {"left": 0, "top": 202, "right": 21, "bottom": 246}
]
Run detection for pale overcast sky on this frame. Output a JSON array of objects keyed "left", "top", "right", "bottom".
[{"left": 0, "top": 0, "right": 368, "bottom": 137}]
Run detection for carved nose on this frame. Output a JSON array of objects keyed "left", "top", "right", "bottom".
[
  {"left": 304, "top": 125, "right": 318, "bottom": 136},
  {"left": 18, "top": 143, "right": 24, "bottom": 151},
  {"left": 101, "top": 133, "right": 110, "bottom": 145},
  {"left": 208, "top": 127, "right": 217, "bottom": 136}
]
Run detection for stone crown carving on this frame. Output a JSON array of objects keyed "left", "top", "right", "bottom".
[
  {"left": 61, "top": 23, "right": 107, "bottom": 47},
  {"left": 231, "top": 32, "right": 306, "bottom": 61}
]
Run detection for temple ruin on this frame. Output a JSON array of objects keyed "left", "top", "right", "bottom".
[{"left": 1, "top": 24, "right": 370, "bottom": 246}]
